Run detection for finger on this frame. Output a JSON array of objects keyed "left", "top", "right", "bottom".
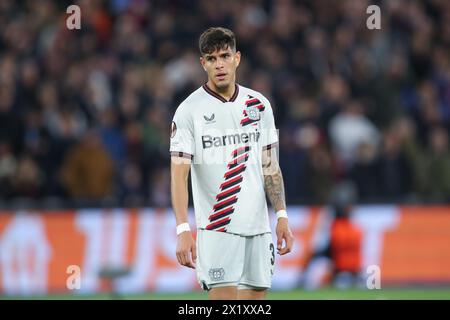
[
  {"left": 181, "top": 251, "right": 190, "bottom": 266},
  {"left": 178, "top": 253, "right": 184, "bottom": 266},
  {"left": 185, "top": 252, "right": 195, "bottom": 269},
  {"left": 277, "top": 243, "right": 286, "bottom": 255},
  {"left": 278, "top": 244, "right": 289, "bottom": 255},
  {"left": 192, "top": 243, "right": 197, "bottom": 264},
  {"left": 277, "top": 235, "right": 283, "bottom": 251},
  {"left": 279, "top": 245, "right": 290, "bottom": 255},
  {"left": 186, "top": 261, "right": 195, "bottom": 269},
  {"left": 176, "top": 252, "right": 184, "bottom": 266},
  {"left": 277, "top": 233, "right": 287, "bottom": 254},
  {"left": 279, "top": 235, "right": 293, "bottom": 255},
  {"left": 286, "top": 234, "right": 294, "bottom": 252}
]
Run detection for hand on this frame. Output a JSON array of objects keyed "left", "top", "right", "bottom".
[
  {"left": 176, "top": 231, "right": 197, "bottom": 269},
  {"left": 276, "top": 217, "right": 294, "bottom": 255}
]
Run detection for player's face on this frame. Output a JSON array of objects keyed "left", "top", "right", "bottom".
[{"left": 200, "top": 47, "right": 241, "bottom": 91}]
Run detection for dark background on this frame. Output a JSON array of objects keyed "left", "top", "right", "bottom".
[{"left": 0, "top": 0, "right": 449, "bottom": 209}]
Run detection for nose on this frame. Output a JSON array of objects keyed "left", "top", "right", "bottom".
[{"left": 215, "top": 58, "right": 224, "bottom": 69}]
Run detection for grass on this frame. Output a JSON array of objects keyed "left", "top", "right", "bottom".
[{"left": 2, "top": 287, "right": 450, "bottom": 300}]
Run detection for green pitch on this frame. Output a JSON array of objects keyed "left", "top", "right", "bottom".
[{"left": 2, "top": 288, "right": 450, "bottom": 300}]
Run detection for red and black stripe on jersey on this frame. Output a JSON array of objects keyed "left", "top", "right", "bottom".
[
  {"left": 224, "top": 163, "right": 246, "bottom": 180},
  {"left": 240, "top": 116, "right": 258, "bottom": 126},
  {"left": 206, "top": 145, "right": 251, "bottom": 232},
  {"left": 227, "top": 153, "right": 249, "bottom": 169},
  {"left": 213, "top": 195, "right": 238, "bottom": 211},
  {"left": 240, "top": 96, "right": 266, "bottom": 127},
  {"left": 209, "top": 207, "right": 235, "bottom": 222},
  {"left": 216, "top": 185, "right": 241, "bottom": 201},
  {"left": 205, "top": 217, "right": 231, "bottom": 230},
  {"left": 246, "top": 97, "right": 265, "bottom": 111},
  {"left": 232, "top": 145, "right": 250, "bottom": 158},
  {"left": 220, "top": 175, "right": 243, "bottom": 190}
]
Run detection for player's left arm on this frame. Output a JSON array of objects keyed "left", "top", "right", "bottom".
[{"left": 262, "top": 147, "right": 294, "bottom": 255}]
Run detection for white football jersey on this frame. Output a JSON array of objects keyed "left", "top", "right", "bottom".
[{"left": 170, "top": 84, "right": 278, "bottom": 236}]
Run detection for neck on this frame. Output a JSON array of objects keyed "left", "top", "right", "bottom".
[{"left": 206, "top": 80, "right": 236, "bottom": 101}]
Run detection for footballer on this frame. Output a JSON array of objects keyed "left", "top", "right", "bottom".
[{"left": 170, "top": 27, "right": 294, "bottom": 300}]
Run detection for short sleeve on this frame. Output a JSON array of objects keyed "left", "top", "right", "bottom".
[
  {"left": 169, "top": 104, "right": 195, "bottom": 159},
  {"left": 259, "top": 96, "right": 279, "bottom": 150}
]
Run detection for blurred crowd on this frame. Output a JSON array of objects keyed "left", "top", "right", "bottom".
[{"left": 0, "top": 0, "right": 449, "bottom": 208}]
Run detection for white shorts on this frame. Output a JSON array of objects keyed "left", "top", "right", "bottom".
[{"left": 196, "top": 229, "right": 275, "bottom": 291}]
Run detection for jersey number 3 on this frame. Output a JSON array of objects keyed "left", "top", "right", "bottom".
[{"left": 269, "top": 243, "right": 275, "bottom": 266}]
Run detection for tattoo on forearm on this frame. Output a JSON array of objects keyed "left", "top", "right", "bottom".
[{"left": 264, "top": 167, "right": 286, "bottom": 211}]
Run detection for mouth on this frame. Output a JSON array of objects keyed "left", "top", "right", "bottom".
[{"left": 216, "top": 73, "right": 227, "bottom": 80}]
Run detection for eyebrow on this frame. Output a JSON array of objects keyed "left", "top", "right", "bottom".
[{"left": 205, "top": 52, "right": 231, "bottom": 59}]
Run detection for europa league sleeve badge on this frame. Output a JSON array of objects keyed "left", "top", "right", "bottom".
[{"left": 171, "top": 121, "right": 177, "bottom": 138}]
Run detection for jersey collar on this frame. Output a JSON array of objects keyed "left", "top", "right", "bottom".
[{"left": 203, "top": 83, "right": 239, "bottom": 103}]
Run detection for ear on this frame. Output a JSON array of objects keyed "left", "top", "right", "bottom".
[
  {"left": 200, "top": 56, "right": 206, "bottom": 71},
  {"left": 235, "top": 51, "right": 241, "bottom": 68}
]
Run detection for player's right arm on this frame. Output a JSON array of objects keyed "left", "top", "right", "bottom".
[
  {"left": 171, "top": 156, "right": 197, "bottom": 269},
  {"left": 169, "top": 103, "right": 197, "bottom": 269}
]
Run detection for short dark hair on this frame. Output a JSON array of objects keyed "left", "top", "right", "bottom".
[{"left": 199, "top": 27, "right": 236, "bottom": 55}]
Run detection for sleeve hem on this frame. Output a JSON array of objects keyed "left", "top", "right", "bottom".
[
  {"left": 170, "top": 151, "right": 194, "bottom": 159},
  {"left": 262, "top": 142, "right": 278, "bottom": 151}
]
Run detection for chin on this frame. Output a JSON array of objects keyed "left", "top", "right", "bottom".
[{"left": 215, "top": 81, "right": 231, "bottom": 90}]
